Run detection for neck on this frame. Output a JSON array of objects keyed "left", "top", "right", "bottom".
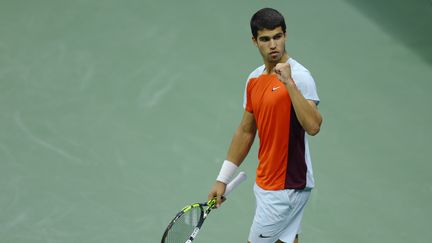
[{"left": 264, "top": 52, "right": 289, "bottom": 74}]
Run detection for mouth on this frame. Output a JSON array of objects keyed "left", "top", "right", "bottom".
[{"left": 269, "top": 51, "right": 279, "bottom": 56}]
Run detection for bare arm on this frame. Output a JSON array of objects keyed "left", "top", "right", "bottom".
[
  {"left": 275, "top": 63, "right": 323, "bottom": 136},
  {"left": 226, "top": 111, "right": 257, "bottom": 166},
  {"left": 208, "top": 111, "right": 257, "bottom": 206}
]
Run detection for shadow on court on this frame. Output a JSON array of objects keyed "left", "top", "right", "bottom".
[{"left": 345, "top": 0, "right": 432, "bottom": 65}]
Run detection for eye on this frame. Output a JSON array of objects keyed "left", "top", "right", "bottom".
[
  {"left": 259, "top": 37, "right": 270, "bottom": 42},
  {"left": 273, "top": 34, "right": 283, "bottom": 40}
]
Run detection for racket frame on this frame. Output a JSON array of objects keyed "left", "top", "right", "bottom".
[
  {"left": 161, "top": 199, "right": 216, "bottom": 243},
  {"left": 161, "top": 172, "right": 246, "bottom": 243}
]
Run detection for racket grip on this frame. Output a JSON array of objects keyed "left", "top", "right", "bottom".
[{"left": 224, "top": 171, "right": 247, "bottom": 197}]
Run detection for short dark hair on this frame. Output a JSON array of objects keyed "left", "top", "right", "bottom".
[{"left": 250, "top": 8, "right": 286, "bottom": 39}]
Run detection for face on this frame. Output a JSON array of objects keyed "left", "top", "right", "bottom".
[{"left": 253, "top": 27, "right": 286, "bottom": 64}]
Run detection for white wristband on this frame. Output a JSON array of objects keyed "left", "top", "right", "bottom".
[{"left": 216, "top": 160, "right": 238, "bottom": 184}]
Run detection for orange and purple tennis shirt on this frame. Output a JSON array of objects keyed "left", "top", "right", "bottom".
[{"left": 243, "top": 58, "right": 319, "bottom": 190}]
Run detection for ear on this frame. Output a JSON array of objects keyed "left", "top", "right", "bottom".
[{"left": 252, "top": 36, "right": 258, "bottom": 47}]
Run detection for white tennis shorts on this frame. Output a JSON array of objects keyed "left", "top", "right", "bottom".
[{"left": 248, "top": 183, "right": 311, "bottom": 243}]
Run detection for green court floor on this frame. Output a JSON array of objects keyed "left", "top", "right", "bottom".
[{"left": 1, "top": 0, "right": 431, "bottom": 242}]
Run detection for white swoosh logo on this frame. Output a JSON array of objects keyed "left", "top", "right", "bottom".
[{"left": 272, "top": 86, "right": 280, "bottom": 91}]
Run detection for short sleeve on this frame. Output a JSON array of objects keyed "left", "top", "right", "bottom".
[
  {"left": 243, "top": 77, "right": 253, "bottom": 112},
  {"left": 292, "top": 70, "right": 320, "bottom": 105},
  {"left": 243, "top": 65, "right": 264, "bottom": 111}
]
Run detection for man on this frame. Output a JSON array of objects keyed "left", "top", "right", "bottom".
[{"left": 208, "top": 8, "right": 322, "bottom": 243}]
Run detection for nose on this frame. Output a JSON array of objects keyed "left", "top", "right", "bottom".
[{"left": 269, "top": 39, "right": 276, "bottom": 49}]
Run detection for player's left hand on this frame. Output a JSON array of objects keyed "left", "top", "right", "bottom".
[{"left": 274, "top": 63, "right": 295, "bottom": 87}]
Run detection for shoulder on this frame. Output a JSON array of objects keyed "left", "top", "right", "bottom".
[
  {"left": 288, "top": 58, "right": 320, "bottom": 103},
  {"left": 288, "top": 58, "right": 312, "bottom": 76},
  {"left": 243, "top": 65, "right": 264, "bottom": 108},
  {"left": 288, "top": 58, "right": 316, "bottom": 84},
  {"left": 244, "top": 65, "right": 265, "bottom": 89},
  {"left": 247, "top": 65, "right": 265, "bottom": 80}
]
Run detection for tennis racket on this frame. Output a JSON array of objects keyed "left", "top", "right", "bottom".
[{"left": 161, "top": 171, "right": 247, "bottom": 243}]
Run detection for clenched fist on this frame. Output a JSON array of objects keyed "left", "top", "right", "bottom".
[{"left": 274, "top": 63, "right": 295, "bottom": 88}]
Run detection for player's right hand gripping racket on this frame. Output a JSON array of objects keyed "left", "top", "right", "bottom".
[{"left": 161, "top": 171, "right": 247, "bottom": 243}]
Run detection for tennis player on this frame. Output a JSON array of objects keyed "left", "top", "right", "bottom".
[{"left": 208, "top": 8, "right": 322, "bottom": 243}]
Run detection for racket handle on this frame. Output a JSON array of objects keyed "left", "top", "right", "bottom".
[{"left": 224, "top": 171, "right": 247, "bottom": 197}]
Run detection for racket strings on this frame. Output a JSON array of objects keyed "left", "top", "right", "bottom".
[{"left": 165, "top": 206, "right": 202, "bottom": 243}]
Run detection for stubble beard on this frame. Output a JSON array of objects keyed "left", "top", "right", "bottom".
[
  {"left": 268, "top": 46, "right": 286, "bottom": 64},
  {"left": 268, "top": 53, "right": 282, "bottom": 64}
]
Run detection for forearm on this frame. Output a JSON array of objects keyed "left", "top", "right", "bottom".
[
  {"left": 215, "top": 112, "right": 256, "bottom": 185},
  {"left": 226, "top": 126, "right": 256, "bottom": 166},
  {"left": 286, "top": 81, "right": 322, "bottom": 135}
]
